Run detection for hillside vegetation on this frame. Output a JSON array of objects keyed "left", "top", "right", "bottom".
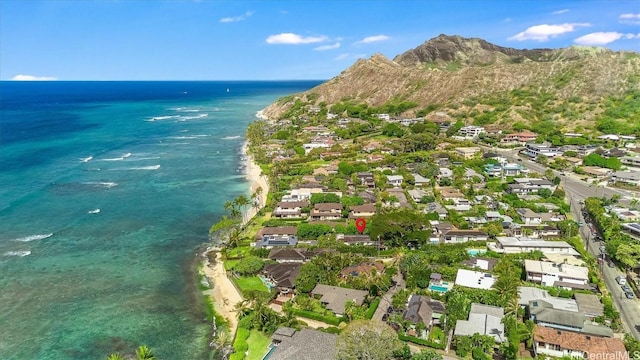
[{"left": 262, "top": 34, "right": 640, "bottom": 135}]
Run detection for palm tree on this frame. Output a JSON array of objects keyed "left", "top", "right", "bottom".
[
  {"left": 107, "top": 354, "right": 125, "bottom": 360},
  {"left": 234, "top": 195, "right": 250, "bottom": 224},
  {"left": 224, "top": 200, "right": 235, "bottom": 216},
  {"left": 135, "top": 345, "right": 155, "bottom": 360}
]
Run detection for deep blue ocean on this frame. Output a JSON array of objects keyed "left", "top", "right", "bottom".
[{"left": 0, "top": 81, "right": 320, "bottom": 360}]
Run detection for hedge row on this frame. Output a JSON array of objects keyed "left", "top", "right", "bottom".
[
  {"left": 290, "top": 308, "right": 341, "bottom": 326},
  {"left": 398, "top": 334, "right": 446, "bottom": 350},
  {"left": 365, "top": 298, "right": 381, "bottom": 320},
  {"left": 231, "top": 327, "right": 251, "bottom": 360}
]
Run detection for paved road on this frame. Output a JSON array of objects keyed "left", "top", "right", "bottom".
[
  {"left": 489, "top": 145, "right": 640, "bottom": 340},
  {"left": 372, "top": 272, "right": 405, "bottom": 321}
]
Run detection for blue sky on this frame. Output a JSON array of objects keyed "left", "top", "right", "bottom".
[{"left": 1, "top": 0, "right": 638, "bottom": 80}]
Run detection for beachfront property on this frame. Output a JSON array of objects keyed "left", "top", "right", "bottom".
[
  {"left": 488, "top": 237, "right": 579, "bottom": 255},
  {"left": 254, "top": 226, "right": 298, "bottom": 248},
  {"left": 455, "top": 269, "right": 496, "bottom": 290},
  {"left": 310, "top": 284, "right": 368, "bottom": 316},
  {"left": 268, "top": 248, "right": 313, "bottom": 263},
  {"left": 262, "top": 263, "right": 302, "bottom": 294},
  {"left": 454, "top": 303, "right": 505, "bottom": 343},
  {"left": 524, "top": 260, "right": 589, "bottom": 290},
  {"left": 532, "top": 326, "right": 626, "bottom": 359},
  {"left": 273, "top": 200, "right": 309, "bottom": 219},
  {"left": 267, "top": 327, "right": 337, "bottom": 360},
  {"left": 309, "top": 203, "right": 343, "bottom": 221}
]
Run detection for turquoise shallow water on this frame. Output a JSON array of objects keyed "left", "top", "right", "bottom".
[{"left": 0, "top": 81, "right": 320, "bottom": 359}]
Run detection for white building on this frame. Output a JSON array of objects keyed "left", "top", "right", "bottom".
[
  {"left": 455, "top": 269, "right": 496, "bottom": 290},
  {"left": 524, "top": 143, "right": 563, "bottom": 158},
  {"left": 489, "top": 237, "right": 579, "bottom": 256},
  {"left": 524, "top": 260, "right": 589, "bottom": 289},
  {"left": 457, "top": 126, "right": 485, "bottom": 139}
]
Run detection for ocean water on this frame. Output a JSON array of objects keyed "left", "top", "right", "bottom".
[{"left": 0, "top": 81, "right": 320, "bottom": 360}]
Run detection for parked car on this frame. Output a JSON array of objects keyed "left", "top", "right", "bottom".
[
  {"left": 599, "top": 245, "right": 607, "bottom": 253},
  {"left": 617, "top": 276, "right": 627, "bottom": 285},
  {"left": 622, "top": 284, "right": 631, "bottom": 293},
  {"left": 608, "top": 260, "right": 615, "bottom": 268},
  {"left": 625, "top": 292, "right": 635, "bottom": 299}
]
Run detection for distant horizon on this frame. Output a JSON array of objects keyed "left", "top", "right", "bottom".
[{"left": 2, "top": 1, "right": 638, "bottom": 81}]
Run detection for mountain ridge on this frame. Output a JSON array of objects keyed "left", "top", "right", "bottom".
[{"left": 262, "top": 34, "right": 640, "bottom": 133}]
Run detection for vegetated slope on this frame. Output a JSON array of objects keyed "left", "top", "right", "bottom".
[{"left": 262, "top": 34, "right": 640, "bottom": 134}]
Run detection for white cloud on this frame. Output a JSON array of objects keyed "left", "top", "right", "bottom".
[
  {"left": 552, "top": 9, "right": 569, "bottom": 15},
  {"left": 334, "top": 53, "right": 367, "bottom": 61},
  {"left": 219, "top": 11, "right": 254, "bottom": 23},
  {"left": 314, "top": 42, "right": 341, "bottom": 51},
  {"left": 266, "top": 33, "right": 328, "bottom": 44},
  {"left": 356, "top": 35, "right": 390, "bottom": 44},
  {"left": 11, "top": 74, "right": 57, "bottom": 81},
  {"left": 574, "top": 32, "right": 639, "bottom": 45},
  {"left": 508, "top": 23, "right": 591, "bottom": 41},
  {"left": 619, "top": 13, "right": 640, "bottom": 25}
]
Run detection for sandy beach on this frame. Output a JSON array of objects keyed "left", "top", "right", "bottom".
[
  {"left": 242, "top": 142, "right": 269, "bottom": 223},
  {"left": 201, "top": 138, "right": 270, "bottom": 337},
  {"left": 202, "top": 252, "right": 244, "bottom": 335}
]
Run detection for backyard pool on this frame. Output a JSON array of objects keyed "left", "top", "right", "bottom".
[
  {"left": 258, "top": 275, "right": 275, "bottom": 291},
  {"left": 467, "top": 249, "right": 486, "bottom": 256},
  {"left": 429, "top": 282, "right": 450, "bottom": 293}
]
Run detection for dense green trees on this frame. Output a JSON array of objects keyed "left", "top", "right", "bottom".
[
  {"left": 233, "top": 255, "right": 264, "bottom": 275},
  {"left": 583, "top": 153, "right": 622, "bottom": 170},
  {"left": 336, "top": 320, "right": 402, "bottom": 360},
  {"left": 368, "top": 209, "right": 430, "bottom": 247}
]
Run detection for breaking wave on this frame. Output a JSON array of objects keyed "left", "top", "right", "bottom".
[{"left": 12, "top": 233, "right": 53, "bottom": 242}]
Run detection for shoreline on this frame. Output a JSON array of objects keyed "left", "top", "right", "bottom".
[{"left": 199, "top": 115, "right": 270, "bottom": 344}]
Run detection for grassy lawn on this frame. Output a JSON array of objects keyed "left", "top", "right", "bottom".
[
  {"left": 235, "top": 276, "right": 269, "bottom": 294},
  {"left": 224, "top": 259, "right": 240, "bottom": 271},
  {"left": 245, "top": 330, "right": 271, "bottom": 360},
  {"left": 228, "top": 245, "right": 251, "bottom": 258}
]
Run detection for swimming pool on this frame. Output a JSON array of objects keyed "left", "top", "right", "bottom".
[
  {"left": 258, "top": 275, "right": 275, "bottom": 291},
  {"left": 429, "top": 282, "right": 450, "bottom": 293},
  {"left": 467, "top": 249, "right": 486, "bottom": 256}
]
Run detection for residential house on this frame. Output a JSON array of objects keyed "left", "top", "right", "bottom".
[
  {"left": 485, "top": 211, "right": 503, "bottom": 222},
  {"left": 403, "top": 295, "right": 446, "bottom": 330},
  {"left": 285, "top": 183, "right": 327, "bottom": 202},
  {"left": 454, "top": 303, "right": 505, "bottom": 343},
  {"left": 439, "top": 187, "right": 465, "bottom": 202},
  {"left": 621, "top": 156, "right": 640, "bottom": 168},
  {"left": 610, "top": 170, "right": 640, "bottom": 186},
  {"left": 533, "top": 326, "right": 626, "bottom": 360},
  {"left": 336, "top": 233, "right": 377, "bottom": 247},
  {"left": 426, "top": 203, "right": 449, "bottom": 220},
  {"left": 438, "top": 167, "right": 453, "bottom": 180},
  {"left": 524, "top": 143, "right": 563, "bottom": 158},
  {"left": 356, "top": 172, "right": 375, "bottom": 189},
  {"left": 457, "top": 126, "right": 485, "bottom": 139},
  {"left": 455, "top": 269, "right": 496, "bottom": 290},
  {"left": 254, "top": 226, "right": 298, "bottom": 248},
  {"left": 528, "top": 301, "right": 613, "bottom": 337},
  {"left": 268, "top": 248, "right": 312, "bottom": 263},
  {"left": 440, "top": 229, "right": 489, "bottom": 244},
  {"left": 517, "top": 286, "right": 579, "bottom": 312},
  {"left": 303, "top": 141, "right": 331, "bottom": 154},
  {"left": 489, "top": 236, "right": 578, "bottom": 256},
  {"left": 310, "top": 203, "right": 343, "bottom": 221},
  {"left": 524, "top": 260, "right": 590, "bottom": 290},
  {"left": 462, "top": 257, "right": 497, "bottom": 271},
  {"left": 507, "top": 178, "right": 556, "bottom": 194},
  {"left": 581, "top": 166, "right": 611, "bottom": 179},
  {"left": 454, "top": 147, "right": 482, "bottom": 159},
  {"left": 262, "top": 263, "right": 302, "bottom": 294},
  {"left": 501, "top": 131, "right": 538, "bottom": 144},
  {"left": 310, "top": 284, "right": 368, "bottom": 316},
  {"left": 348, "top": 203, "right": 376, "bottom": 219},
  {"left": 413, "top": 173, "right": 430, "bottom": 187},
  {"left": 386, "top": 175, "right": 404, "bottom": 188},
  {"left": 516, "top": 208, "right": 542, "bottom": 224},
  {"left": 408, "top": 189, "right": 428, "bottom": 202},
  {"left": 273, "top": 201, "right": 309, "bottom": 219},
  {"left": 506, "top": 224, "right": 561, "bottom": 239},
  {"left": 269, "top": 327, "right": 338, "bottom": 360},
  {"left": 573, "top": 293, "right": 604, "bottom": 320},
  {"left": 483, "top": 152, "right": 507, "bottom": 163}
]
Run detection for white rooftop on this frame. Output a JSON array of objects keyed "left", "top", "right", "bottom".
[
  {"left": 517, "top": 286, "right": 579, "bottom": 312},
  {"left": 524, "top": 260, "right": 589, "bottom": 280},
  {"left": 455, "top": 269, "right": 496, "bottom": 290}
]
